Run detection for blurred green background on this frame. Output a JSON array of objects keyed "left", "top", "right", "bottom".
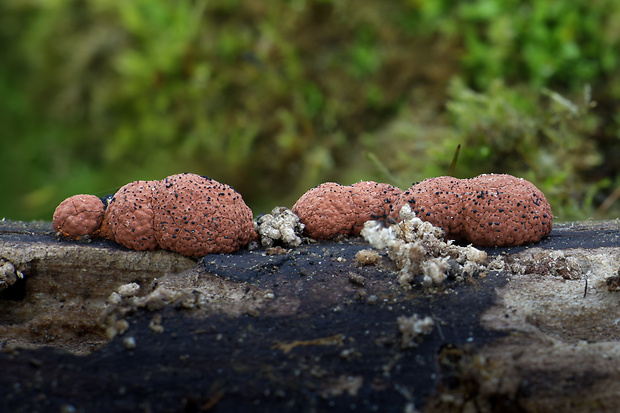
[{"left": 2, "top": 0, "right": 620, "bottom": 221}]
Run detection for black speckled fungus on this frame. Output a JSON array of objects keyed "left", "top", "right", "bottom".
[
  {"left": 152, "top": 173, "right": 257, "bottom": 257},
  {"left": 100, "top": 180, "right": 159, "bottom": 251},
  {"left": 292, "top": 181, "right": 403, "bottom": 239},
  {"left": 392, "top": 174, "right": 553, "bottom": 247},
  {"left": 350, "top": 181, "right": 404, "bottom": 236},
  {"left": 292, "top": 182, "right": 355, "bottom": 240},
  {"left": 53, "top": 173, "right": 551, "bottom": 253},
  {"left": 56, "top": 173, "right": 257, "bottom": 257}
]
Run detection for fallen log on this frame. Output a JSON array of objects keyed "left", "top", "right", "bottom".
[{"left": 1, "top": 219, "right": 619, "bottom": 412}]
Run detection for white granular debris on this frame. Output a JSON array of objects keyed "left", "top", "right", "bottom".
[
  {"left": 0, "top": 259, "right": 23, "bottom": 292},
  {"left": 361, "top": 204, "right": 488, "bottom": 289},
  {"left": 256, "top": 206, "right": 305, "bottom": 248},
  {"left": 397, "top": 313, "right": 434, "bottom": 348},
  {"left": 104, "top": 318, "right": 130, "bottom": 340},
  {"left": 115, "top": 319, "right": 130, "bottom": 335},
  {"left": 123, "top": 336, "right": 137, "bottom": 349},
  {"left": 422, "top": 259, "right": 448, "bottom": 286},
  {"left": 135, "top": 287, "right": 179, "bottom": 311},
  {"left": 403, "top": 402, "right": 420, "bottom": 413},
  {"left": 107, "top": 292, "right": 122, "bottom": 305},
  {"left": 355, "top": 249, "right": 381, "bottom": 265},
  {"left": 117, "top": 282, "right": 140, "bottom": 297}
]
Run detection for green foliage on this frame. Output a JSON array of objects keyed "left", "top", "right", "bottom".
[
  {"left": 405, "top": 0, "right": 620, "bottom": 90},
  {"left": 1, "top": 0, "right": 620, "bottom": 221}
]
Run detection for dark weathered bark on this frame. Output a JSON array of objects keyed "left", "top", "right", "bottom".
[{"left": 1, "top": 219, "right": 620, "bottom": 412}]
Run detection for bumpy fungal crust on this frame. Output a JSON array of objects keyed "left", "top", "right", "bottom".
[
  {"left": 391, "top": 176, "right": 465, "bottom": 238},
  {"left": 292, "top": 182, "right": 356, "bottom": 240},
  {"left": 292, "top": 181, "right": 403, "bottom": 240},
  {"left": 459, "top": 174, "right": 553, "bottom": 247},
  {"left": 350, "top": 181, "right": 404, "bottom": 236},
  {"left": 152, "top": 173, "right": 256, "bottom": 257},
  {"left": 100, "top": 180, "right": 159, "bottom": 251},
  {"left": 53, "top": 194, "right": 105, "bottom": 239},
  {"left": 393, "top": 174, "right": 553, "bottom": 247}
]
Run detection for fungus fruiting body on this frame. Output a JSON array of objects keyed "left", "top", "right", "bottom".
[
  {"left": 100, "top": 180, "right": 159, "bottom": 251},
  {"left": 292, "top": 181, "right": 403, "bottom": 239},
  {"left": 292, "top": 175, "right": 551, "bottom": 247},
  {"left": 53, "top": 195, "right": 105, "bottom": 239},
  {"left": 292, "top": 183, "right": 355, "bottom": 240},
  {"left": 152, "top": 173, "right": 257, "bottom": 257},
  {"left": 53, "top": 172, "right": 551, "bottom": 256},
  {"left": 349, "top": 181, "right": 404, "bottom": 236},
  {"left": 392, "top": 174, "right": 553, "bottom": 247},
  {"left": 55, "top": 173, "right": 257, "bottom": 257}
]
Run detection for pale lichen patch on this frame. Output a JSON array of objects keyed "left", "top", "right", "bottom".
[{"left": 482, "top": 246, "right": 620, "bottom": 343}]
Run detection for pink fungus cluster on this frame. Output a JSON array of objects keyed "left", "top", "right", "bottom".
[
  {"left": 54, "top": 172, "right": 553, "bottom": 253},
  {"left": 391, "top": 174, "right": 553, "bottom": 247},
  {"left": 54, "top": 173, "right": 257, "bottom": 257},
  {"left": 292, "top": 174, "right": 552, "bottom": 247},
  {"left": 292, "top": 181, "right": 404, "bottom": 239}
]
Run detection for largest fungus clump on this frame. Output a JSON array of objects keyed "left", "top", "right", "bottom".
[
  {"left": 392, "top": 174, "right": 553, "bottom": 247},
  {"left": 57, "top": 173, "right": 257, "bottom": 257},
  {"left": 152, "top": 173, "right": 257, "bottom": 257}
]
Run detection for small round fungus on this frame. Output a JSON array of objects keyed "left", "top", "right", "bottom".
[
  {"left": 393, "top": 174, "right": 553, "bottom": 247},
  {"left": 152, "top": 173, "right": 257, "bottom": 257},
  {"left": 292, "top": 182, "right": 355, "bottom": 240},
  {"left": 100, "top": 180, "right": 159, "bottom": 251},
  {"left": 292, "top": 181, "right": 403, "bottom": 240},
  {"left": 53, "top": 195, "right": 105, "bottom": 240}
]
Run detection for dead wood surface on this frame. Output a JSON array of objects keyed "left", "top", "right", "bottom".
[{"left": 1, "top": 219, "right": 620, "bottom": 412}]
